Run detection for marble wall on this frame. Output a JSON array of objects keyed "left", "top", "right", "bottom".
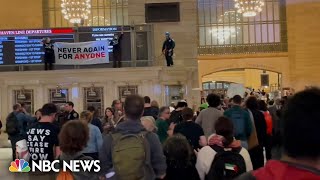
[
  {"left": 286, "top": 0, "right": 320, "bottom": 90},
  {"left": 0, "top": 67, "right": 199, "bottom": 121}
]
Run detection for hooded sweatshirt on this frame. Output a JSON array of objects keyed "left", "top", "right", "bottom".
[
  {"left": 196, "top": 134, "right": 253, "bottom": 180},
  {"left": 236, "top": 160, "right": 320, "bottom": 180},
  {"left": 99, "top": 120, "right": 167, "bottom": 179}
]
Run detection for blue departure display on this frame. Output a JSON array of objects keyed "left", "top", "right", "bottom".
[{"left": 0, "top": 28, "right": 74, "bottom": 65}]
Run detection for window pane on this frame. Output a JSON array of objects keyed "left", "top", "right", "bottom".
[
  {"left": 249, "top": 25, "right": 255, "bottom": 43},
  {"left": 198, "top": 3, "right": 205, "bottom": 24},
  {"left": 274, "top": 23, "right": 280, "bottom": 42},
  {"left": 196, "top": 0, "right": 286, "bottom": 53},
  {"left": 206, "top": 27, "right": 213, "bottom": 45},
  {"left": 237, "top": 25, "right": 243, "bottom": 44},
  {"left": 243, "top": 25, "right": 249, "bottom": 44},
  {"left": 268, "top": 24, "right": 274, "bottom": 42},
  {"left": 45, "top": 0, "right": 128, "bottom": 27},
  {"left": 274, "top": 2, "right": 280, "bottom": 21},
  {"left": 261, "top": 4, "right": 267, "bottom": 21},
  {"left": 255, "top": 24, "right": 262, "bottom": 43},
  {"left": 262, "top": 24, "right": 268, "bottom": 43},
  {"left": 199, "top": 27, "right": 206, "bottom": 46},
  {"left": 204, "top": 5, "right": 211, "bottom": 24},
  {"left": 267, "top": 2, "right": 273, "bottom": 21}
]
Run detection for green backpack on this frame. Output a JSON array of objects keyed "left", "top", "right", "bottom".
[{"left": 111, "top": 131, "right": 150, "bottom": 180}]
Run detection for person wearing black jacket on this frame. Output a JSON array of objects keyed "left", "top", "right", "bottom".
[
  {"left": 169, "top": 101, "right": 188, "bottom": 124},
  {"left": 110, "top": 32, "right": 123, "bottom": 68},
  {"left": 143, "top": 96, "right": 159, "bottom": 119},
  {"left": 42, "top": 37, "right": 55, "bottom": 70},
  {"left": 162, "top": 32, "right": 175, "bottom": 67},
  {"left": 87, "top": 106, "right": 103, "bottom": 133},
  {"left": 245, "top": 96, "right": 267, "bottom": 170}
]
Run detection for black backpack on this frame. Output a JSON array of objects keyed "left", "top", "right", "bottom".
[
  {"left": 205, "top": 145, "right": 246, "bottom": 180},
  {"left": 6, "top": 112, "right": 20, "bottom": 136}
]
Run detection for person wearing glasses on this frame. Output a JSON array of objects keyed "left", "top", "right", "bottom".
[{"left": 156, "top": 106, "right": 171, "bottom": 144}]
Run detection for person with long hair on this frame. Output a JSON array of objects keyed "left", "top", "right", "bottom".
[
  {"left": 79, "top": 111, "right": 103, "bottom": 160},
  {"left": 102, "top": 107, "right": 115, "bottom": 134},
  {"left": 58, "top": 120, "right": 99, "bottom": 180},
  {"left": 196, "top": 117, "right": 252, "bottom": 180},
  {"left": 87, "top": 106, "right": 103, "bottom": 133},
  {"left": 163, "top": 134, "right": 200, "bottom": 180},
  {"left": 111, "top": 99, "right": 123, "bottom": 123}
]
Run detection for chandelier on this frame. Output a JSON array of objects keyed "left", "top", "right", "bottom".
[
  {"left": 234, "top": 0, "right": 264, "bottom": 17},
  {"left": 61, "top": 0, "right": 91, "bottom": 24}
]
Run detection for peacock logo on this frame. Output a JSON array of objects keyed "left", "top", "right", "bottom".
[{"left": 9, "top": 159, "right": 31, "bottom": 172}]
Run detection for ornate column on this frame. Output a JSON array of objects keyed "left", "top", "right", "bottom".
[
  {"left": 71, "top": 83, "right": 81, "bottom": 113},
  {"left": 105, "top": 80, "right": 116, "bottom": 108}
]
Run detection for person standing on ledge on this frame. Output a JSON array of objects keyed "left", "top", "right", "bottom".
[
  {"left": 162, "top": 32, "right": 175, "bottom": 67},
  {"left": 110, "top": 28, "right": 124, "bottom": 68},
  {"left": 42, "top": 37, "right": 55, "bottom": 71}
]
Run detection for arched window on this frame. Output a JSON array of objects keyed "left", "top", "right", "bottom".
[
  {"left": 43, "top": 0, "right": 128, "bottom": 27},
  {"left": 198, "top": 0, "right": 287, "bottom": 54}
]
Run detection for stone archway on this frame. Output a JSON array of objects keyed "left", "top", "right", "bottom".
[{"left": 198, "top": 54, "right": 290, "bottom": 88}]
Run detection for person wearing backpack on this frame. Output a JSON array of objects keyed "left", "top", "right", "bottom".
[
  {"left": 196, "top": 117, "right": 253, "bottom": 180},
  {"left": 99, "top": 95, "right": 167, "bottom": 180},
  {"left": 7, "top": 103, "right": 35, "bottom": 135},
  {"left": 6, "top": 103, "right": 35, "bottom": 160},
  {"left": 224, "top": 95, "right": 252, "bottom": 149}
]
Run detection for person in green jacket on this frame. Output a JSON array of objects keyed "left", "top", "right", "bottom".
[{"left": 156, "top": 106, "right": 171, "bottom": 143}]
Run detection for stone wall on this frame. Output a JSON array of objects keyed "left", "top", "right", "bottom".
[
  {"left": 287, "top": 0, "right": 320, "bottom": 90},
  {"left": 128, "top": 0, "right": 198, "bottom": 67},
  {"left": 0, "top": 0, "right": 43, "bottom": 29}
]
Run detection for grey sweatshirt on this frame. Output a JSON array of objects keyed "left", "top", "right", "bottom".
[
  {"left": 196, "top": 107, "right": 223, "bottom": 138},
  {"left": 99, "top": 120, "right": 167, "bottom": 179}
]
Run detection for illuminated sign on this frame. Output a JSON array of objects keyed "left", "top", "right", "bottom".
[
  {"left": 0, "top": 28, "right": 74, "bottom": 36},
  {"left": 0, "top": 28, "right": 74, "bottom": 65},
  {"left": 78, "top": 26, "right": 131, "bottom": 32}
]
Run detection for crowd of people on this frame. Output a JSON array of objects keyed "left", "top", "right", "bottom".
[{"left": 2, "top": 88, "right": 320, "bottom": 180}]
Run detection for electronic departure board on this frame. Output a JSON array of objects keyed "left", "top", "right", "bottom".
[
  {"left": 0, "top": 28, "right": 74, "bottom": 65},
  {"left": 78, "top": 26, "right": 132, "bottom": 61}
]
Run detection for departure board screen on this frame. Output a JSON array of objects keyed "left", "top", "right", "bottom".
[
  {"left": 78, "top": 26, "right": 132, "bottom": 61},
  {"left": 0, "top": 28, "right": 74, "bottom": 65}
]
